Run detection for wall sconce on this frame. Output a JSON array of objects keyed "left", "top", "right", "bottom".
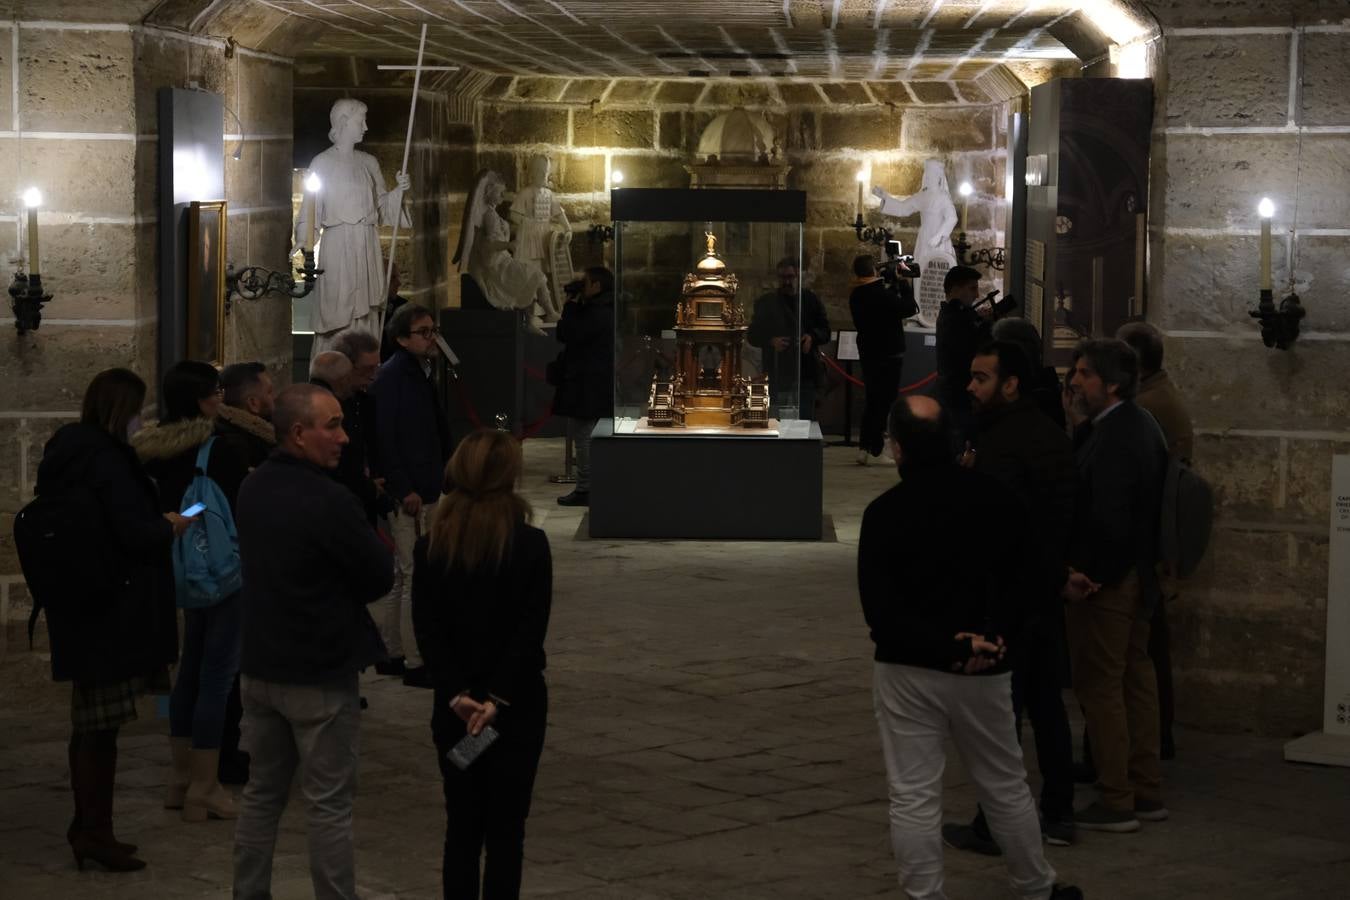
[
  {"left": 8, "top": 187, "right": 53, "bottom": 334},
  {"left": 1248, "top": 197, "right": 1304, "bottom": 349},
  {"left": 226, "top": 174, "right": 322, "bottom": 312},
  {"left": 950, "top": 182, "right": 1006, "bottom": 271},
  {"left": 610, "top": 169, "right": 624, "bottom": 187}
]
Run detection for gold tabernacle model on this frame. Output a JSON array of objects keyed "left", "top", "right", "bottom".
[{"left": 645, "top": 232, "right": 771, "bottom": 429}]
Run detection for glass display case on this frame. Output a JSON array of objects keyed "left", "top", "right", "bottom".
[{"left": 611, "top": 189, "right": 807, "bottom": 437}]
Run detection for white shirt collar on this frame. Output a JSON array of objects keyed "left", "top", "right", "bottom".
[{"left": 1093, "top": 400, "right": 1124, "bottom": 424}]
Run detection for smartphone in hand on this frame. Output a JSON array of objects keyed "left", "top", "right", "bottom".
[
  {"left": 447, "top": 726, "right": 499, "bottom": 771},
  {"left": 181, "top": 502, "right": 207, "bottom": 517}
]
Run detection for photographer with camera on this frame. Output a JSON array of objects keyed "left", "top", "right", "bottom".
[{"left": 849, "top": 254, "right": 919, "bottom": 465}]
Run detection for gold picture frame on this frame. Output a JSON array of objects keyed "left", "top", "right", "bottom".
[{"left": 187, "top": 200, "right": 228, "bottom": 366}]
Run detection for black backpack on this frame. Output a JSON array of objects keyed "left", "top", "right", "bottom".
[
  {"left": 1158, "top": 457, "right": 1214, "bottom": 578},
  {"left": 13, "top": 485, "right": 123, "bottom": 648}
]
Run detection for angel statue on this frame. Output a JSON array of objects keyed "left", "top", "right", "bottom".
[
  {"left": 870, "top": 158, "right": 958, "bottom": 274},
  {"left": 510, "top": 154, "right": 571, "bottom": 322},
  {"left": 453, "top": 169, "right": 552, "bottom": 333}
]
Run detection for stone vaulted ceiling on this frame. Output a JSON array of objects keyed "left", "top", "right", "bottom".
[{"left": 131, "top": 0, "right": 1156, "bottom": 81}]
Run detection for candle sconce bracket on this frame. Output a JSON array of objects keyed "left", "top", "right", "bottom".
[
  {"left": 225, "top": 251, "right": 322, "bottom": 314},
  {"left": 8, "top": 270, "right": 52, "bottom": 335},
  {"left": 1249, "top": 288, "right": 1305, "bottom": 350}
]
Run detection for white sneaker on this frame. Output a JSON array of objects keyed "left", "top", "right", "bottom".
[{"left": 856, "top": 449, "right": 869, "bottom": 466}]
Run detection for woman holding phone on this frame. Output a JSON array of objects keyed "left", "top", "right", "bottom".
[
  {"left": 133, "top": 360, "right": 249, "bottom": 822},
  {"left": 412, "top": 429, "right": 552, "bottom": 900},
  {"left": 22, "top": 369, "right": 191, "bottom": 871}
]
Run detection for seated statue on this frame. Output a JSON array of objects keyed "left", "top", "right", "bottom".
[{"left": 453, "top": 169, "right": 551, "bottom": 332}]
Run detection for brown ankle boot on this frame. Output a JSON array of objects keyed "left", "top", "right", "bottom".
[
  {"left": 69, "top": 730, "right": 145, "bottom": 872},
  {"left": 183, "top": 749, "right": 238, "bottom": 822}
]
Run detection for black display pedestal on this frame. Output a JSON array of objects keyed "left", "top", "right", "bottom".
[
  {"left": 439, "top": 307, "right": 564, "bottom": 451},
  {"left": 588, "top": 419, "right": 824, "bottom": 540}
]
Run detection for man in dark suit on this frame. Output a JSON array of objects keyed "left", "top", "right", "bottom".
[
  {"left": 1065, "top": 338, "right": 1170, "bottom": 834},
  {"left": 748, "top": 258, "right": 832, "bottom": 421},
  {"left": 371, "top": 304, "right": 450, "bottom": 688}
]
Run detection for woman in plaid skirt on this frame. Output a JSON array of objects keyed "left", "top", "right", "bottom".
[{"left": 23, "top": 369, "right": 191, "bottom": 871}]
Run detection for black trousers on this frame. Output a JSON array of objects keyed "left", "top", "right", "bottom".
[
  {"left": 436, "top": 682, "right": 547, "bottom": 900},
  {"left": 975, "top": 613, "right": 1075, "bottom": 835},
  {"left": 860, "top": 356, "right": 903, "bottom": 457}
]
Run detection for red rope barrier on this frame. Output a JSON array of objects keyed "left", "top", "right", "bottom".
[{"left": 820, "top": 353, "right": 939, "bottom": 395}]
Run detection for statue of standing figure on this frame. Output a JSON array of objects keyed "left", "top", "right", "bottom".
[
  {"left": 871, "top": 158, "right": 960, "bottom": 327},
  {"left": 295, "top": 98, "right": 410, "bottom": 359},
  {"left": 871, "top": 158, "right": 959, "bottom": 274},
  {"left": 453, "top": 169, "right": 553, "bottom": 333},
  {"left": 510, "top": 154, "right": 571, "bottom": 325}
]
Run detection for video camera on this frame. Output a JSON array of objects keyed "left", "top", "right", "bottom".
[
  {"left": 974, "top": 289, "right": 1018, "bottom": 319},
  {"left": 878, "top": 240, "right": 922, "bottom": 283}
]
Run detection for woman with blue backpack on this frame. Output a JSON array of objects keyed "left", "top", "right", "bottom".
[
  {"left": 133, "top": 360, "right": 249, "bottom": 823},
  {"left": 18, "top": 368, "right": 194, "bottom": 871}
]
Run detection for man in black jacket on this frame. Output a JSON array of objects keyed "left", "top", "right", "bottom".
[
  {"left": 232, "top": 384, "right": 394, "bottom": 900},
  {"left": 944, "top": 341, "right": 1082, "bottom": 854},
  {"left": 935, "top": 265, "right": 992, "bottom": 447},
  {"left": 217, "top": 362, "right": 276, "bottom": 471},
  {"left": 371, "top": 304, "right": 451, "bottom": 687},
  {"left": 859, "top": 395, "right": 1081, "bottom": 900},
  {"left": 748, "top": 258, "right": 831, "bottom": 421},
  {"left": 334, "top": 330, "right": 389, "bottom": 525},
  {"left": 310, "top": 351, "right": 381, "bottom": 525},
  {"left": 1065, "top": 339, "right": 1169, "bottom": 834},
  {"left": 849, "top": 254, "right": 917, "bottom": 464},
  {"left": 553, "top": 266, "right": 615, "bottom": 508}
]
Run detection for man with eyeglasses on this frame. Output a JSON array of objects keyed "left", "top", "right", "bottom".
[{"left": 371, "top": 304, "right": 450, "bottom": 688}]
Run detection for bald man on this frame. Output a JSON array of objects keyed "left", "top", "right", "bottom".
[
  {"left": 233, "top": 384, "right": 394, "bottom": 900},
  {"left": 309, "top": 351, "right": 353, "bottom": 400},
  {"left": 858, "top": 396, "right": 1083, "bottom": 900},
  {"left": 310, "top": 352, "right": 380, "bottom": 524}
]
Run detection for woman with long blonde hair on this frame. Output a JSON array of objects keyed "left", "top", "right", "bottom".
[{"left": 411, "top": 429, "right": 552, "bottom": 900}]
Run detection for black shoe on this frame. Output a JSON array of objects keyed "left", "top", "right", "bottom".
[
  {"left": 374, "top": 656, "right": 407, "bottom": 676},
  {"left": 1072, "top": 761, "right": 1097, "bottom": 784},
  {"left": 217, "top": 750, "right": 250, "bottom": 786},
  {"left": 556, "top": 490, "right": 590, "bottom": 507},
  {"left": 1041, "top": 815, "right": 1076, "bottom": 847},
  {"left": 1074, "top": 802, "right": 1140, "bottom": 833},
  {"left": 402, "top": 666, "right": 433, "bottom": 689},
  {"left": 941, "top": 823, "right": 1002, "bottom": 856},
  {"left": 1050, "top": 885, "right": 1084, "bottom": 900}
]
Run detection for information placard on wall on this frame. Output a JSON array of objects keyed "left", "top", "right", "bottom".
[{"left": 1285, "top": 454, "right": 1350, "bottom": 765}]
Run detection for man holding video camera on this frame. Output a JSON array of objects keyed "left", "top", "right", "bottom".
[{"left": 849, "top": 254, "right": 918, "bottom": 464}]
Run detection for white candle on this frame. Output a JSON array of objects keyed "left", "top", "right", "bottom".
[
  {"left": 304, "top": 173, "right": 322, "bottom": 252},
  {"left": 958, "top": 182, "right": 973, "bottom": 234},
  {"left": 1258, "top": 197, "right": 1274, "bottom": 291},
  {"left": 22, "top": 188, "right": 42, "bottom": 275}
]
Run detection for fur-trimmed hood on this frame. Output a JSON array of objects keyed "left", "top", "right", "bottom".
[
  {"left": 217, "top": 403, "right": 276, "bottom": 445},
  {"left": 131, "top": 417, "right": 215, "bottom": 462}
]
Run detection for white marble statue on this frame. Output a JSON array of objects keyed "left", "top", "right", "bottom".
[
  {"left": 295, "top": 98, "right": 410, "bottom": 359},
  {"left": 510, "top": 154, "right": 570, "bottom": 322},
  {"left": 453, "top": 169, "right": 551, "bottom": 330},
  {"left": 871, "top": 158, "right": 958, "bottom": 273}
]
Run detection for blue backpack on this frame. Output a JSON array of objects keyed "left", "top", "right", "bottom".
[{"left": 173, "top": 437, "right": 242, "bottom": 608}]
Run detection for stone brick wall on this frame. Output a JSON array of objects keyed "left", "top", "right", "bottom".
[
  {"left": 0, "top": 22, "right": 293, "bottom": 651},
  {"left": 294, "top": 58, "right": 469, "bottom": 315},
  {"left": 1143, "top": 12, "right": 1350, "bottom": 735},
  {"left": 472, "top": 76, "right": 1010, "bottom": 322}
]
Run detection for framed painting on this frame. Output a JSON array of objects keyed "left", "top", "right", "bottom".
[{"left": 187, "top": 199, "right": 227, "bottom": 366}]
